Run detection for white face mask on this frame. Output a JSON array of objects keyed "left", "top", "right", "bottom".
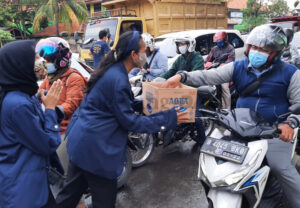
[{"left": 179, "top": 45, "right": 188, "bottom": 54}]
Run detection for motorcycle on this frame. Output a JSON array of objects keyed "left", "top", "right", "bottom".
[
  {"left": 129, "top": 69, "right": 148, "bottom": 99},
  {"left": 198, "top": 92, "right": 300, "bottom": 207}
]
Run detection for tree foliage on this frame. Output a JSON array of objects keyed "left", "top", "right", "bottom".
[
  {"left": 0, "top": 0, "right": 37, "bottom": 38},
  {"left": 295, "top": 0, "right": 299, "bottom": 8},
  {"left": 0, "top": 30, "right": 14, "bottom": 40},
  {"left": 242, "top": 0, "right": 267, "bottom": 31},
  {"left": 0, "top": 2, "right": 14, "bottom": 27},
  {"left": 0, "top": 30, "right": 15, "bottom": 47},
  {"left": 267, "top": 0, "right": 290, "bottom": 18},
  {"left": 29, "top": 0, "right": 88, "bottom": 36}
]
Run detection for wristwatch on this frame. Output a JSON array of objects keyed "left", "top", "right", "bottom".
[{"left": 176, "top": 71, "right": 187, "bottom": 83}]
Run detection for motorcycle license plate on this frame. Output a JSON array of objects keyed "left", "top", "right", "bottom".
[{"left": 200, "top": 138, "right": 249, "bottom": 164}]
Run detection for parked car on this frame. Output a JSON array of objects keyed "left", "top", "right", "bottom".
[{"left": 155, "top": 29, "right": 246, "bottom": 68}]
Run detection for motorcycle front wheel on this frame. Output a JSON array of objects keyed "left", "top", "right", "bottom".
[
  {"left": 117, "top": 148, "right": 132, "bottom": 189},
  {"left": 128, "top": 133, "right": 155, "bottom": 168}
]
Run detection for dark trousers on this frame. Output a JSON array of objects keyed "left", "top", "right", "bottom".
[
  {"left": 42, "top": 189, "right": 56, "bottom": 208},
  {"left": 194, "top": 97, "right": 206, "bottom": 145},
  {"left": 56, "top": 162, "right": 117, "bottom": 208}
]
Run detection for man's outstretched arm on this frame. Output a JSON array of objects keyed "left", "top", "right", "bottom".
[{"left": 182, "top": 62, "right": 234, "bottom": 87}]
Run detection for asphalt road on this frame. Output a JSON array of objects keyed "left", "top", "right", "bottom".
[{"left": 115, "top": 141, "right": 208, "bottom": 208}]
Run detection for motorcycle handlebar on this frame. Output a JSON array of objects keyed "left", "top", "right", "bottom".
[{"left": 198, "top": 108, "right": 217, "bottom": 117}]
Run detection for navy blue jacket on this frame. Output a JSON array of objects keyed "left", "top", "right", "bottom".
[
  {"left": 233, "top": 59, "right": 298, "bottom": 122},
  {"left": 0, "top": 92, "right": 61, "bottom": 208},
  {"left": 67, "top": 62, "right": 177, "bottom": 179}
]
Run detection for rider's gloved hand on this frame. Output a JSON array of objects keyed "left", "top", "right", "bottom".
[{"left": 278, "top": 124, "right": 294, "bottom": 142}]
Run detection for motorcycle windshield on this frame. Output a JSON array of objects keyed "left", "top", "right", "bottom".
[{"left": 218, "top": 108, "right": 276, "bottom": 138}]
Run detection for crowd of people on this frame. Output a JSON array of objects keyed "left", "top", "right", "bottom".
[{"left": 0, "top": 24, "right": 300, "bottom": 208}]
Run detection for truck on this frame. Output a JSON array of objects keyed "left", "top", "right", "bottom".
[
  {"left": 77, "top": 0, "right": 228, "bottom": 68},
  {"left": 271, "top": 15, "right": 300, "bottom": 32}
]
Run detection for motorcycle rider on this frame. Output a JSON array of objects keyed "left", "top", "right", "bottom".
[
  {"left": 282, "top": 28, "right": 300, "bottom": 68},
  {"left": 160, "top": 36, "right": 204, "bottom": 79},
  {"left": 164, "top": 24, "right": 300, "bottom": 208},
  {"left": 128, "top": 33, "right": 168, "bottom": 81},
  {"left": 36, "top": 37, "right": 87, "bottom": 172},
  {"left": 160, "top": 36, "right": 206, "bottom": 145},
  {"left": 205, "top": 31, "right": 235, "bottom": 109}
]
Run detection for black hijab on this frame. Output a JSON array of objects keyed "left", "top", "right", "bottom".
[{"left": 0, "top": 40, "right": 38, "bottom": 109}]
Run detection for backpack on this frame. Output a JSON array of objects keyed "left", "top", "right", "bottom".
[{"left": 65, "top": 70, "right": 88, "bottom": 90}]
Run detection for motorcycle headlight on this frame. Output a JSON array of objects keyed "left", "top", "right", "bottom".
[
  {"left": 224, "top": 167, "right": 251, "bottom": 185},
  {"left": 215, "top": 150, "right": 262, "bottom": 187},
  {"left": 223, "top": 150, "right": 262, "bottom": 186}
]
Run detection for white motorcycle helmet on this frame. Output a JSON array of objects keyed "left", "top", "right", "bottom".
[
  {"left": 174, "top": 36, "right": 196, "bottom": 54},
  {"left": 142, "top": 33, "right": 155, "bottom": 52}
]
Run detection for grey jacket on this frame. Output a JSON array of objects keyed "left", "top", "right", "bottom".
[
  {"left": 181, "top": 62, "right": 300, "bottom": 126},
  {"left": 282, "top": 45, "right": 300, "bottom": 68}
]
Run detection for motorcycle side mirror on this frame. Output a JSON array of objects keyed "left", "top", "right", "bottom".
[
  {"left": 74, "top": 32, "right": 79, "bottom": 43},
  {"left": 197, "top": 86, "right": 216, "bottom": 96},
  {"left": 110, "top": 40, "right": 114, "bottom": 47},
  {"left": 288, "top": 103, "right": 300, "bottom": 115}
]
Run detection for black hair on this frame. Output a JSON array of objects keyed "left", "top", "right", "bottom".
[
  {"left": 86, "top": 31, "right": 142, "bottom": 93},
  {"left": 99, "top": 30, "right": 108, "bottom": 39},
  {"left": 108, "top": 33, "right": 111, "bottom": 39}
]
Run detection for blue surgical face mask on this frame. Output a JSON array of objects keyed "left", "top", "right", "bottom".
[
  {"left": 217, "top": 41, "right": 224, "bottom": 48},
  {"left": 46, "top": 63, "right": 57, "bottom": 74},
  {"left": 248, "top": 50, "right": 269, "bottom": 68}
]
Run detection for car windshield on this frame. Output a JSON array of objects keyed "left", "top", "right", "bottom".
[
  {"left": 155, "top": 37, "right": 177, "bottom": 58},
  {"left": 84, "top": 19, "right": 118, "bottom": 43}
]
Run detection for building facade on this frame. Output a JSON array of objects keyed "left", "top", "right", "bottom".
[{"left": 227, "top": 0, "right": 247, "bottom": 29}]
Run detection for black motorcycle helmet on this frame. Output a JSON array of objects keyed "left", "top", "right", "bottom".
[
  {"left": 245, "top": 24, "right": 288, "bottom": 66},
  {"left": 284, "top": 28, "right": 294, "bottom": 45}
]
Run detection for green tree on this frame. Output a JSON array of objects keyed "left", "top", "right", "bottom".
[
  {"left": 27, "top": 0, "right": 88, "bottom": 36},
  {"left": 267, "top": 0, "right": 290, "bottom": 18},
  {"left": 242, "top": 0, "right": 267, "bottom": 31},
  {"left": 0, "top": 0, "right": 36, "bottom": 38},
  {"left": 295, "top": 0, "right": 299, "bottom": 8},
  {"left": 0, "top": 30, "right": 15, "bottom": 47},
  {"left": 0, "top": 3, "right": 14, "bottom": 27}
]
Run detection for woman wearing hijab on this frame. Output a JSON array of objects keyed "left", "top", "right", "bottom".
[
  {"left": 0, "top": 40, "right": 63, "bottom": 208},
  {"left": 56, "top": 31, "right": 184, "bottom": 207}
]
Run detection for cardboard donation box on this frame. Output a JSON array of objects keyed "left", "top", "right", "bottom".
[{"left": 142, "top": 82, "right": 197, "bottom": 123}]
